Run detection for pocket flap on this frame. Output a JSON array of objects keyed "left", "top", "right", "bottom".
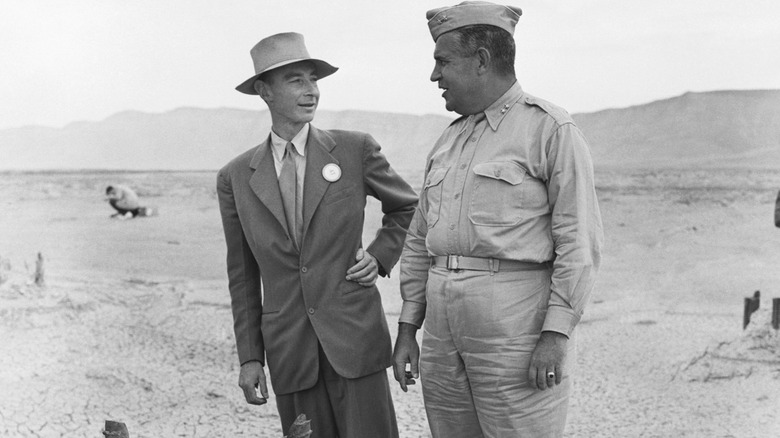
[
  {"left": 322, "top": 185, "right": 355, "bottom": 205},
  {"left": 424, "top": 167, "right": 449, "bottom": 189},
  {"left": 472, "top": 162, "right": 526, "bottom": 185}
]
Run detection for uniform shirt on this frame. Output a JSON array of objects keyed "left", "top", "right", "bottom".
[{"left": 399, "top": 81, "right": 604, "bottom": 337}]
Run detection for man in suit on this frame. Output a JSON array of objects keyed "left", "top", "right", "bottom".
[{"left": 217, "top": 32, "right": 417, "bottom": 437}]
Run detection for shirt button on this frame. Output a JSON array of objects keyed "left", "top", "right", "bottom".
[
  {"left": 449, "top": 224, "right": 455, "bottom": 230},
  {"left": 301, "top": 267, "right": 307, "bottom": 273},
  {"left": 454, "top": 193, "right": 460, "bottom": 199},
  {"left": 471, "top": 137, "right": 477, "bottom": 142},
  {"left": 460, "top": 164, "right": 467, "bottom": 169},
  {"left": 308, "top": 308, "right": 315, "bottom": 315}
]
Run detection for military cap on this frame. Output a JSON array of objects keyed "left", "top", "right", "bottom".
[{"left": 426, "top": 1, "right": 523, "bottom": 41}]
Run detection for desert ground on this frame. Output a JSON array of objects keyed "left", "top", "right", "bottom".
[{"left": 1, "top": 168, "right": 779, "bottom": 438}]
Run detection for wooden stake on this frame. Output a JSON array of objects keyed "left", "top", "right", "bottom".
[
  {"left": 0, "top": 254, "right": 9, "bottom": 285},
  {"left": 33, "top": 252, "right": 45, "bottom": 287},
  {"left": 772, "top": 298, "right": 780, "bottom": 330},
  {"left": 102, "top": 420, "right": 129, "bottom": 438},
  {"left": 743, "top": 290, "right": 760, "bottom": 329}
]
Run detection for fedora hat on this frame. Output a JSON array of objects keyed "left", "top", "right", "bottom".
[{"left": 236, "top": 32, "right": 338, "bottom": 95}]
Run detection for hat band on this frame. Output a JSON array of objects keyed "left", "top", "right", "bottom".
[{"left": 257, "top": 58, "right": 311, "bottom": 76}]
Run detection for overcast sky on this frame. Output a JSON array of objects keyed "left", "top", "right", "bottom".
[{"left": 2, "top": 0, "right": 779, "bottom": 130}]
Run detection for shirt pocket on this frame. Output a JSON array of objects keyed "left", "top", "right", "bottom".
[
  {"left": 423, "top": 167, "right": 449, "bottom": 228},
  {"left": 468, "top": 161, "right": 526, "bottom": 226}
]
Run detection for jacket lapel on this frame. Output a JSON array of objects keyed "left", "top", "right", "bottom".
[
  {"left": 249, "top": 137, "right": 291, "bottom": 238},
  {"left": 302, "top": 126, "right": 339, "bottom": 238}
]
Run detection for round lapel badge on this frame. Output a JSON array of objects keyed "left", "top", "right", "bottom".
[{"left": 322, "top": 163, "right": 341, "bottom": 182}]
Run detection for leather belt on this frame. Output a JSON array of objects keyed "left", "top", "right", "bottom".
[{"left": 431, "top": 255, "right": 551, "bottom": 272}]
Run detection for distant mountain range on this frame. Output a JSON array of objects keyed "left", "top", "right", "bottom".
[
  {"left": 1, "top": 90, "right": 778, "bottom": 171},
  {"left": 576, "top": 89, "right": 780, "bottom": 169}
]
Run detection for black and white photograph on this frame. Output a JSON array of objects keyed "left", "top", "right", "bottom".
[{"left": 1, "top": 1, "right": 779, "bottom": 437}]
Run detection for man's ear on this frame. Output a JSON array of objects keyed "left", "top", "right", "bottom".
[
  {"left": 475, "top": 47, "right": 491, "bottom": 75},
  {"left": 254, "top": 80, "right": 271, "bottom": 101}
]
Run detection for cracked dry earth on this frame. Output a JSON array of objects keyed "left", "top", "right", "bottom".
[
  {"left": 1, "top": 279, "right": 255, "bottom": 437},
  {"left": 0, "top": 279, "right": 428, "bottom": 438},
  {"left": 2, "top": 169, "right": 780, "bottom": 437}
]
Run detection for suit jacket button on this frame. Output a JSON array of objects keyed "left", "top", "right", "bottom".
[
  {"left": 308, "top": 308, "right": 315, "bottom": 315},
  {"left": 301, "top": 267, "right": 307, "bottom": 273}
]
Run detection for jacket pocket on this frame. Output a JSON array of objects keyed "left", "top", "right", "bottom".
[
  {"left": 424, "top": 167, "right": 448, "bottom": 228},
  {"left": 341, "top": 283, "right": 369, "bottom": 297},
  {"left": 262, "top": 285, "right": 282, "bottom": 314},
  {"left": 321, "top": 185, "right": 356, "bottom": 206},
  {"left": 468, "top": 162, "right": 526, "bottom": 226}
]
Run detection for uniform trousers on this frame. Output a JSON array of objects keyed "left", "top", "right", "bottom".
[
  {"left": 276, "top": 344, "right": 399, "bottom": 438},
  {"left": 421, "top": 266, "right": 575, "bottom": 438}
]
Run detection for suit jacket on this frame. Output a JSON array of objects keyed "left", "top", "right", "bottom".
[{"left": 217, "top": 125, "right": 418, "bottom": 395}]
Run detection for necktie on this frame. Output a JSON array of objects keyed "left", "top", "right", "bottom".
[
  {"left": 471, "top": 111, "right": 485, "bottom": 127},
  {"left": 279, "top": 142, "right": 302, "bottom": 248},
  {"left": 460, "top": 112, "right": 485, "bottom": 147}
]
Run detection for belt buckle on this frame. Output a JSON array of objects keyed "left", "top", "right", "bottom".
[{"left": 446, "top": 255, "right": 459, "bottom": 270}]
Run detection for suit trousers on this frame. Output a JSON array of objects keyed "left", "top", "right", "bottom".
[
  {"left": 420, "top": 266, "right": 575, "bottom": 438},
  {"left": 276, "top": 344, "right": 399, "bottom": 438}
]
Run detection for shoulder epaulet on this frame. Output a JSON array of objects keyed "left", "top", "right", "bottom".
[{"left": 522, "top": 93, "right": 574, "bottom": 125}]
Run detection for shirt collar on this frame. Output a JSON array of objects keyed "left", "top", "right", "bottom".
[
  {"left": 483, "top": 80, "right": 524, "bottom": 131},
  {"left": 270, "top": 123, "right": 310, "bottom": 161}
]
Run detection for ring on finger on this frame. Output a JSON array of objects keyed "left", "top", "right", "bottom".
[{"left": 546, "top": 372, "right": 556, "bottom": 379}]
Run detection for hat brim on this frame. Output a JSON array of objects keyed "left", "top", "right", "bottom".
[{"left": 235, "top": 58, "right": 338, "bottom": 95}]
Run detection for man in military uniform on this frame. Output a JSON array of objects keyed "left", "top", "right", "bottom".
[{"left": 392, "top": 2, "right": 603, "bottom": 437}]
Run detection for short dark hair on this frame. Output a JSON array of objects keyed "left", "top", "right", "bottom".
[
  {"left": 253, "top": 73, "right": 272, "bottom": 95},
  {"left": 105, "top": 185, "right": 114, "bottom": 194},
  {"left": 449, "top": 24, "right": 515, "bottom": 76},
  {"left": 257, "top": 71, "right": 273, "bottom": 85}
]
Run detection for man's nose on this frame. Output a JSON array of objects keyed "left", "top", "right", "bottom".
[
  {"left": 305, "top": 80, "right": 319, "bottom": 96},
  {"left": 430, "top": 66, "right": 441, "bottom": 82}
]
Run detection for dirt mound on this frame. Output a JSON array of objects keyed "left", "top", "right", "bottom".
[{"left": 679, "top": 307, "right": 780, "bottom": 382}]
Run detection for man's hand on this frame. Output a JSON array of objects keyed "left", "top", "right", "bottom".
[
  {"left": 392, "top": 323, "right": 420, "bottom": 392},
  {"left": 528, "top": 331, "right": 568, "bottom": 390},
  {"left": 346, "top": 248, "right": 379, "bottom": 287},
  {"left": 238, "top": 360, "right": 269, "bottom": 405}
]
